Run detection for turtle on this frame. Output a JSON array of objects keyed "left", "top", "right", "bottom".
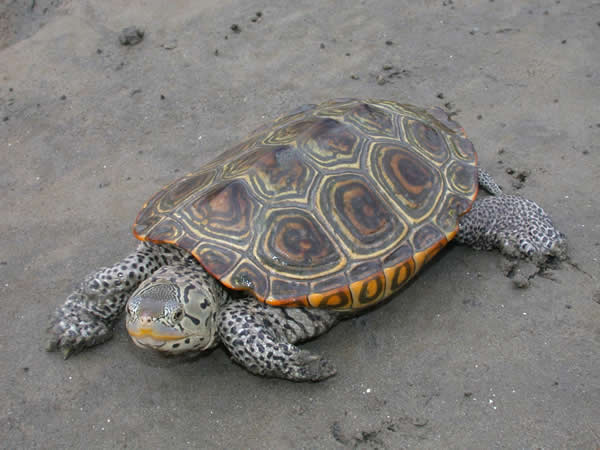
[{"left": 47, "top": 99, "right": 566, "bottom": 381}]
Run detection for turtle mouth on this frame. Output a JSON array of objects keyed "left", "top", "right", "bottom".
[
  {"left": 131, "top": 336, "right": 170, "bottom": 349},
  {"left": 127, "top": 321, "right": 217, "bottom": 353},
  {"left": 129, "top": 334, "right": 193, "bottom": 352},
  {"left": 127, "top": 327, "right": 185, "bottom": 341},
  {"left": 127, "top": 325, "right": 188, "bottom": 350}
]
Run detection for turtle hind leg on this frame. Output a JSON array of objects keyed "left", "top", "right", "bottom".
[
  {"left": 478, "top": 168, "right": 503, "bottom": 196},
  {"left": 218, "top": 298, "right": 339, "bottom": 381},
  {"left": 47, "top": 242, "right": 189, "bottom": 357},
  {"left": 457, "top": 194, "right": 567, "bottom": 262}
]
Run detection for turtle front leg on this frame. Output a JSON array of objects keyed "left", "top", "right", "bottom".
[
  {"left": 47, "top": 242, "right": 189, "bottom": 358},
  {"left": 457, "top": 194, "right": 567, "bottom": 262},
  {"left": 218, "top": 298, "right": 339, "bottom": 381}
]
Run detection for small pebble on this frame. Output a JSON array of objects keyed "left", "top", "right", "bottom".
[
  {"left": 230, "top": 24, "right": 241, "bottom": 33},
  {"left": 162, "top": 40, "right": 177, "bottom": 50},
  {"left": 385, "top": 40, "right": 393, "bottom": 45},
  {"left": 214, "top": 49, "right": 219, "bottom": 56},
  {"left": 513, "top": 275, "right": 530, "bottom": 289},
  {"left": 320, "top": 43, "right": 325, "bottom": 49},
  {"left": 119, "top": 26, "right": 145, "bottom": 46},
  {"left": 437, "top": 93, "right": 444, "bottom": 99},
  {"left": 376, "top": 75, "right": 387, "bottom": 85},
  {"left": 561, "top": 39, "right": 567, "bottom": 44},
  {"left": 382, "top": 64, "right": 393, "bottom": 70},
  {"left": 350, "top": 74, "right": 360, "bottom": 80},
  {"left": 413, "top": 418, "right": 428, "bottom": 427},
  {"left": 60, "top": 95, "right": 67, "bottom": 100}
]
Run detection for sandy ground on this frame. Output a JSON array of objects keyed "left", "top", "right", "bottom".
[{"left": 1, "top": 0, "right": 599, "bottom": 448}]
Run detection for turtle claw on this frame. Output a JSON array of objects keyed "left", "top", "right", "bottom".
[
  {"left": 499, "top": 228, "right": 567, "bottom": 268},
  {"left": 62, "top": 347, "right": 78, "bottom": 360}
]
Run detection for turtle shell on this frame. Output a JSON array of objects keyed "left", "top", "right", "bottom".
[{"left": 133, "top": 99, "right": 478, "bottom": 311}]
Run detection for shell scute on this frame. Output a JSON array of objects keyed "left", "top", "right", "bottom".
[
  {"left": 370, "top": 143, "right": 444, "bottom": 220},
  {"left": 256, "top": 208, "right": 343, "bottom": 276},
  {"left": 185, "top": 180, "right": 258, "bottom": 247},
  {"left": 192, "top": 243, "right": 241, "bottom": 279},
  {"left": 318, "top": 174, "right": 408, "bottom": 255},
  {"left": 301, "top": 118, "right": 363, "bottom": 167}
]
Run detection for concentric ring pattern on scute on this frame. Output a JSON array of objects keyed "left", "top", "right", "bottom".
[{"left": 133, "top": 99, "right": 478, "bottom": 311}]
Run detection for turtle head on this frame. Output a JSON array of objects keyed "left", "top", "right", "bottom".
[{"left": 125, "top": 264, "right": 220, "bottom": 355}]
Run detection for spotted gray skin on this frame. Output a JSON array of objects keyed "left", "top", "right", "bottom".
[
  {"left": 477, "top": 167, "right": 503, "bottom": 196},
  {"left": 47, "top": 170, "right": 566, "bottom": 381}
]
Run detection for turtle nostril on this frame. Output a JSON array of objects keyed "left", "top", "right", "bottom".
[{"left": 140, "top": 314, "right": 153, "bottom": 325}]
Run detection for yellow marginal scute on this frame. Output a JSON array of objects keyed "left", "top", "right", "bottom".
[
  {"left": 308, "top": 286, "right": 352, "bottom": 309},
  {"left": 413, "top": 237, "right": 448, "bottom": 272},
  {"left": 349, "top": 275, "right": 386, "bottom": 309},
  {"left": 383, "top": 262, "right": 412, "bottom": 298}
]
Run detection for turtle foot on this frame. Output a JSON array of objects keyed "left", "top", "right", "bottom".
[
  {"left": 458, "top": 194, "right": 567, "bottom": 267},
  {"left": 499, "top": 229, "right": 567, "bottom": 267},
  {"left": 288, "top": 350, "right": 337, "bottom": 382},
  {"left": 46, "top": 293, "right": 113, "bottom": 357}
]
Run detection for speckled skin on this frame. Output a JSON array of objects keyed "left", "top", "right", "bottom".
[
  {"left": 477, "top": 167, "right": 503, "bottom": 196},
  {"left": 47, "top": 171, "right": 566, "bottom": 381}
]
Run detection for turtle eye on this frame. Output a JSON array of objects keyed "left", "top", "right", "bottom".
[{"left": 172, "top": 309, "right": 184, "bottom": 322}]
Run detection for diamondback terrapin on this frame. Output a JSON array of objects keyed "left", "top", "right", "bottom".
[{"left": 47, "top": 99, "right": 566, "bottom": 381}]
